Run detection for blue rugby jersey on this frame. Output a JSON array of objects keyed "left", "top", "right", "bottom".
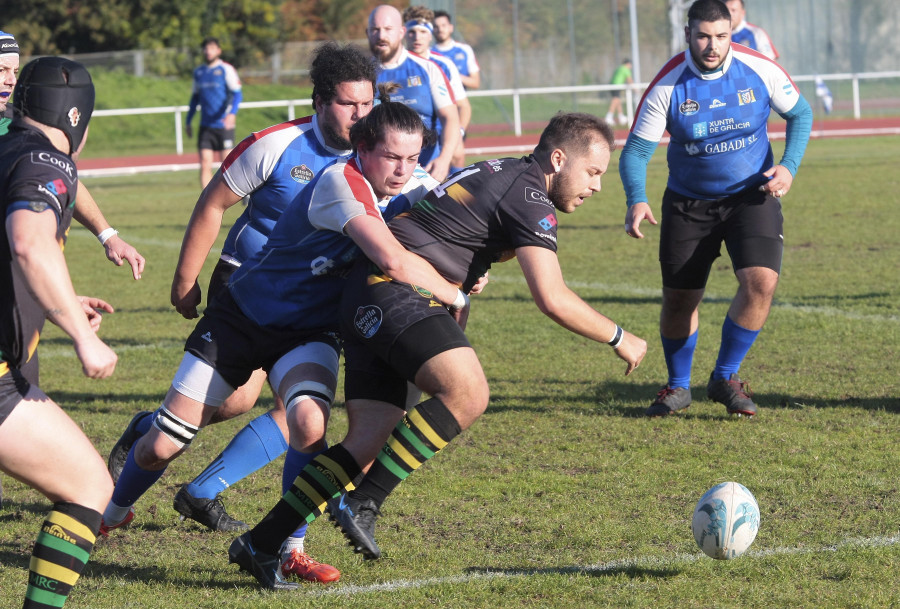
[
  {"left": 732, "top": 21, "right": 779, "bottom": 61},
  {"left": 187, "top": 60, "right": 242, "bottom": 129},
  {"left": 432, "top": 40, "right": 480, "bottom": 82},
  {"left": 376, "top": 48, "right": 455, "bottom": 166},
  {"left": 218, "top": 115, "right": 351, "bottom": 265},
  {"left": 228, "top": 158, "right": 438, "bottom": 330},
  {"left": 630, "top": 44, "right": 801, "bottom": 200}
]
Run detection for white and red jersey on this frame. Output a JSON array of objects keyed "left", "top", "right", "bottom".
[{"left": 732, "top": 20, "right": 779, "bottom": 61}]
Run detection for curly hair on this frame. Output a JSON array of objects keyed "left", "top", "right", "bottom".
[
  {"left": 402, "top": 5, "right": 435, "bottom": 24},
  {"left": 309, "top": 41, "right": 377, "bottom": 106}
]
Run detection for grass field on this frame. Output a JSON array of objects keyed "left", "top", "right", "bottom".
[{"left": 1, "top": 136, "right": 899, "bottom": 608}]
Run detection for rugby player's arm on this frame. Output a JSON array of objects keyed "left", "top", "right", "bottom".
[
  {"left": 344, "top": 214, "right": 463, "bottom": 308},
  {"left": 619, "top": 132, "right": 659, "bottom": 239},
  {"left": 6, "top": 208, "right": 117, "bottom": 378},
  {"left": 426, "top": 105, "right": 460, "bottom": 182},
  {"left": 460, "top": 71, "right": 480, "bottom": 90},
  {"left": 72, "top": 181, "right": 146, "bottom": 279},
  {"left": 171, "top": 173, "right": 242, "bottom": 318},
  {"left": 517, "top": 245, "right": 646, "bottom": 375}
]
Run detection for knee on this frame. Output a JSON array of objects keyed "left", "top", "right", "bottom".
[{"left": 286, "top": 400, "right": 329, "bottom": 450}]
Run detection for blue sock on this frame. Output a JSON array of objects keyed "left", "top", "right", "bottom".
[
  {"left": 136, "top": 410, "right": 155, "bottom": 435},
  {"left": 281, "top": 446, "right": 326, "bottom": 540},
  {"left": 713, "top": 316, "right": 760, "bottom": 379},
  {"left": 185, "top": 412, "right": 288, "bottom": 500},
  {"left": 110, "top": 446, "right": 167, "bottom": 507},
  {"left": 661, "top": 331, "right": 698, "bottom": 389}
]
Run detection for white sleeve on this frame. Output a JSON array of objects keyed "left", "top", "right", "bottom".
[{"left": 307, "top": 167, "right": 378, "bottom": 234}]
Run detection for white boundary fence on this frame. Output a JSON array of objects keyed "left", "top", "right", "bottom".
[{"left": 92, "top": 71, "right": 900, "bottom": 155}]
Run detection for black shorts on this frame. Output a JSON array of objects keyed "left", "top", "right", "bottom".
[
  {"left": 184, "top": 288, "right": 340, "bottom": 390},
  {"left": 198, "top": 126, "right": 235, "bottom": 151},
  {"left": 0, "top": 368, "right": 31, "bottom": 428},
  {"left": 341, "top": 263, "right": 470, "bottom": 408},
  {"left": 659, "top": 187, "right": 784, "bottom": 290}
]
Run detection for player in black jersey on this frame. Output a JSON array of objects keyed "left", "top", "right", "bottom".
[
  {"left": 231, "top": 113, "right": 647, "bottom": 580},
  {"left": 0, "top": 57, "right": 117, "bottom": 609}
]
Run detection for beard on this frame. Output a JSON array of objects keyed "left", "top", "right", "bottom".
[{"left": 321, "top": 121, "right": 351, "bottom": 150}]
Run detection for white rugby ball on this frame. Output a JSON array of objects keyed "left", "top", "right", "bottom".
[{"left": 691, "top": 481, "right": 760, "bottom": 560}]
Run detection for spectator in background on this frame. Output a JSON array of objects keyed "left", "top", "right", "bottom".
[
  {"left": 367, "top": 4, "right": 459, "bottom": 181},
  {"left": 403, "top": 5, "right": 471, "bottom": 174},
  {"left": 605, "top": 59, "right": 633, "bottom": 126},
  {"left": 186, "top": 37, "right": 243, "bottom": 188},
  {"left": 724, "top": 0, "right": 779, "bottom": 60}
]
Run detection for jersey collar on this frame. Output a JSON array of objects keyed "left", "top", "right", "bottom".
[{"left": 685, "top": 46, "right": 733, "bottom": 80}]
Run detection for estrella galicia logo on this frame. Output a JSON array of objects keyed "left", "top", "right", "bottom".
[
  {"left": 354, "top": 305, "right": 383, "bottom": 339},
  {"left": 538, "top": 214, "right": 557, "bottom": 231},
  {"left": 679, "top": 99, "right": 700, "bottom": 115},
  {"left": 693, "top": 122, "right": 708, "bottom": 138},
  {"left": 290, "top": 165, "right": 314, "bottom": 184},
  {"left": 524, "top": 186, "right": 552, "bottom": 207}
]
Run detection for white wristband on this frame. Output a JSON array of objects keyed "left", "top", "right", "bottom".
[
  {"left": 449, "top": 288, "right": 469, "bottom": 311},
  {"left": 97, "top": 227, "right": 118, "bottom": 245},
  {"left": 608, "top": 325, "right": 625, "bottom": 349}
]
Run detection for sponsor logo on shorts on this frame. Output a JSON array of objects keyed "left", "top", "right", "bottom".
[
  {"left": 354, "top": 305, "right": 383, "bottom": 339},
  {"left": 413, "top": 285, "right": 435, "bottom": 299},
  {"left": 737, "top": 88, "right": 757, "bottom": 105},
  {"left": 525, "top": 186, "right": 552, "bottom": 207},
  {"left": 291, "top": 164, "right": 314, "bottom": 184},
  {"left": 692, "top": 122, "right": 708, "bottom": 138},
  {"left": 538, "top": 214, "right": 557, "bottom": 231},
  {"left": 709, "top": 98, "right": 726, "bottom": 109},
  {"left": 679, "top": 99, "right": 700, "bottom": 115},
  {"left": 201, "top": 332, "right": 212, "bottom": 342}
]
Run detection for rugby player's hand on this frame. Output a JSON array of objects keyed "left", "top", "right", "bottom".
[
  {"left": 185, "top": 123, "right": 193, "bottom": 139},
  {"left": 74, "top": 334, "right": 118, "bottom": 379},
  {"left": 469, "top": 273, "right": 489, "bottom": 295},
  {"left": 426, "top": 156, "right": 452, "bottom": 183},
  {"left": 612, "top": 331, "right": 647, "bottom": 376},
  {"left": 171, "top": 279, "right": 202, "bottom": 319},
  {"left": 104, "top": 234, "right": 145, "bottom": 280},
  {"left": 759, "top": 165, "right": 794, "bottom": 198},
  {"left": 451, "top": 303, "right": 470, "bottom": 331},
  {"left": 78, "top": 296, "right": 114, "bottom": 333},
  {"left": 624, "top": 202, "right": 657, "bottom": 239}
]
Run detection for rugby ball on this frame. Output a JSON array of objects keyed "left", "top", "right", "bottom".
[{"left": 691, "top": 481, "right": 760, "bottom": 560}]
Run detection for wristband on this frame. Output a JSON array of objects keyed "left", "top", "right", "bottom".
[
  {"left": 449, "top": 288, "right": 469, "bottom": 311},
  {"left": 607, "top": 325, "right": 624, "bottom": 349},
  {"left": 97, "top": 227, "right": 118, "bottom": 245}
]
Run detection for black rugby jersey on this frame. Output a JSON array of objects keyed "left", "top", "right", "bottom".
[
  {"left": 388, "top": 155, "right": 559, "bottom": 292},
  {"left": 0, "top": 122, "right": 78, "bottom": 373}
]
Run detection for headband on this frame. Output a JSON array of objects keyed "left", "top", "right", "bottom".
[
  {"left": 405, "top": 20, "right": 434, "bottom": 34},
  {"left": 0, "top": 31, "right": 19, "bottom": 58}
]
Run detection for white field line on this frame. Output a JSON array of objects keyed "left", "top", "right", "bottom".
[
  {"left": 489, "top": 274, "right": 900, "bottom": 323},
  {"left": 300, "top": 533, "right": 900, "bottom": 598}
]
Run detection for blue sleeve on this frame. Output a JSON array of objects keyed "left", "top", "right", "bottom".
[
  {"left": 186, "top": 92, "right": 199, "bottom": 125},
  {"left": 618, "top": 132, "right": 658, "bottom": 207},
  {"left": 229, "top": 89, "right": 243, "bottom": 116},
  {"left": 776, "top": 95, "right": 812, "bottom": 176}
]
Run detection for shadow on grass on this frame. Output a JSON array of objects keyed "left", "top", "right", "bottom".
[{"left": 483, "top": 378, "right": 900, "bottom": 417}]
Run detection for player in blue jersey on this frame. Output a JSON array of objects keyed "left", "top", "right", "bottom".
[
  {"left": 230, "top": 113, "right": 647, "bottom": 577},
  {"left": 1, "top": 56, "right": 119, "bottom": 609},
  {"left": 403, "top": 5, "right": 472, "bottom": 175},
  {"left": 620, "top": 0, "right": 811, "bottom": 417},
  {"left": 432, "top": 10, "right": 481, "bottom": 91},
  {"left": 186, "top": 37, "right": 243, "bottom": 188},
  {"left": 368, "top": 4, "right": 459, "bottom": 182},
  {"left": 103, "top": 42, "right": 379, "bottom": 582},
  {"left": 102, "top": 97, "right": 462, "bottom": 589},
  {"left": 725, "top": 0, "right": 779, "bottom": 60}
]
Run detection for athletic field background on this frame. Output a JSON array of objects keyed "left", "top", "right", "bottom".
[{"left": 0, "top": 135, "right": 898, "bottom": 608}]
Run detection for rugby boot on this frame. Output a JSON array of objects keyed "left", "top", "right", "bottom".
[
  {"left": 645, "top": 386, "right": 692, "bottom": 417},
  {"left": 280, "top": 548, "right": 341, "bottom": 583},
  {"left": 706, "top": 372, "right": 757, "bottom": 416},
  {"left": 228, "top": 532, "right": 299, "bottom": 590},
  {"left": 99, "top": 507, "right": 135, "bottom": 537},
  {"left": 173, "top": 486, "right": 249, "bottom": 532},
  {"left": 107, "top": 410, "right": 152, "bottom": 483},
  {"left": 326, "top": 493, "right": 382, "bottom": 559}
]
